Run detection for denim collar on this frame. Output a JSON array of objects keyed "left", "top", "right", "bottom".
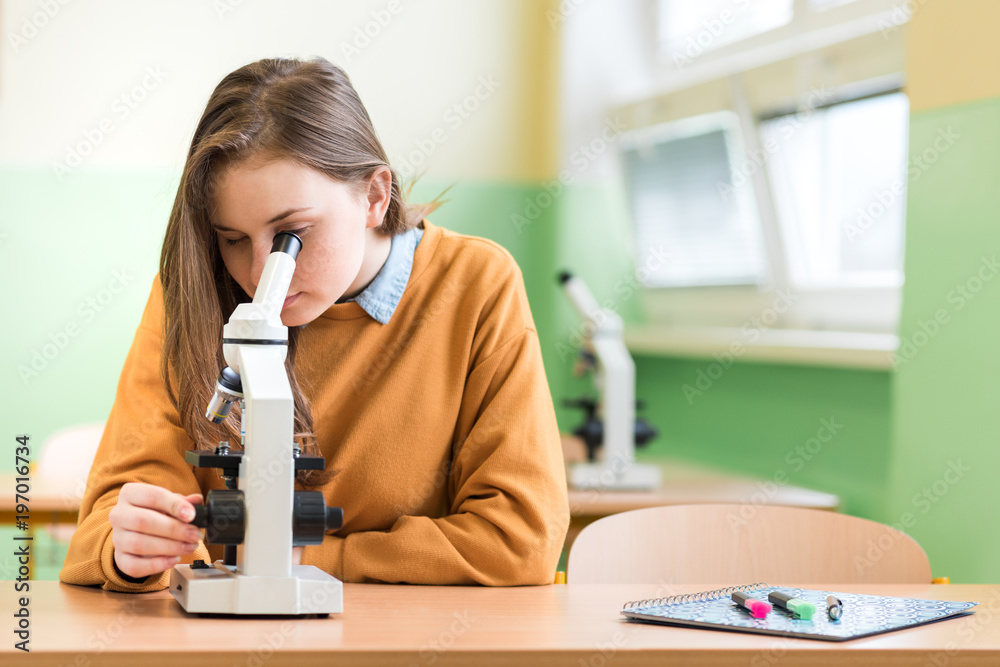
[{"left": 338, "top": 226, "right": 423, "bottom": 324}]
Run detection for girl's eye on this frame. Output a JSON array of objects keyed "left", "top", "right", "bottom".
[{"left": 221, "top": 228, "right": 306, "bottom": 248}]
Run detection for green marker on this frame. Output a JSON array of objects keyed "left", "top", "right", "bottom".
[{"left": 768, "top": 591, "right": 816, "bottom": 620}]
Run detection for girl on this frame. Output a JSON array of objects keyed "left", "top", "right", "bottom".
[{"left": 59, "top": 57, "right": 569, "bottom": 591}]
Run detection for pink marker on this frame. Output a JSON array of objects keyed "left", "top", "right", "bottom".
[{"left": 732, "top": 591, "right": 772, "bottom": 619}]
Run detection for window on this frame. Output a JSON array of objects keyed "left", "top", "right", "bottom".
[
  {"left": 611, "top": 0, "right": 910, "bottom": 347},
  {"left": 760, "top": 92, "right": 909, "bottom": 289},
  {"left": 620, "top": 87, "right": 908, "bottom": 294},
  {"left": 621, "top": 112, "right": 768, "bottom": 288},
  {"left": 620, "top": 83, "right": 908, "bottom": 335}
]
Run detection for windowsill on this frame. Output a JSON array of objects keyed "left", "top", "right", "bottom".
[{"left": 624, "top": 325, "right": 897, "bottom": 370}]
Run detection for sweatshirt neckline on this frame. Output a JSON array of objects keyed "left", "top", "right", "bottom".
[{"left": 317, "top": 220, "right": 440, "bottom": 321}]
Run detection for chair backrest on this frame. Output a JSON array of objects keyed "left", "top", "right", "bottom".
[
  {"left": 568, "top": 504, "right": 931, "bottom": 585},
  {"left": 37, "top": 423, "right": 105, "bottom": 502}
]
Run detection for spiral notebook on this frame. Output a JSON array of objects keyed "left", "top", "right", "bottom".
[{"left": 621, "top": 583, "right": 976, "bottom": 642}]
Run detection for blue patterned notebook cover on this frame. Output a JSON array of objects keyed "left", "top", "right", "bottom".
[{"left": 621, "top": 584, "right": 976, "bottom": 642}]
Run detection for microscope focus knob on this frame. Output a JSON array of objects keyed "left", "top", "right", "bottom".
[
  {"left": 325, "top": 506, "right": 344, "bottom": 532},
  {"left": 190, "top": 490, "right": 245, "bottom": 545},
  {"left": 292, "top": 491, "right": 344, "bottom": 546}
]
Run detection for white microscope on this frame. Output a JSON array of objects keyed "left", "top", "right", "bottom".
[
  {"left": 169, "top": 231, "right": 343, "bottom": 616},
  {"left": 559, "top": 271, "right": 661, "bottom": 491}
]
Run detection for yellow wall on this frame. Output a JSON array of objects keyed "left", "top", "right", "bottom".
[{"left": 906, "top": 0, "right": 1000, "bottom": 111}]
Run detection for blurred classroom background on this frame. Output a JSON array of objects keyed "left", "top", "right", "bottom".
[{"left": 1, "top": 0, "right": 999, "bottom": 582}]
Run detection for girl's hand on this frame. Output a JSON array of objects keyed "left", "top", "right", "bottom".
[
  {"left": 109, "top": 482, "right": 203, "bottom": 580},
  {"left": 293, "top": 546, "right": 304, "bottom": 565}
]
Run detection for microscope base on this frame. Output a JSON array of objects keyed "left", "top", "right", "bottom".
[
  {"left": 569, "top": 462, "right": 661, "bottom": 490},
  {"left": 169, "top": 562, "right": 343, "bottom": 615}
]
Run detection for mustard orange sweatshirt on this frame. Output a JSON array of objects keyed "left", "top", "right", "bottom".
[{"left": 59, "top": 221, "right": 570, "bottom": 592}]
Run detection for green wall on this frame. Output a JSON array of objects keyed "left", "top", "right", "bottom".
[
  {"left": 3, "top": 168, "right": 180, "bottom": 453},
  {"left": 0, "top": 168, "right": 897, "bottom": 579},
  {"left": 442, "top": 178, "right": 896, "bottom": 524},
  {"left": 547, "top": 183, "right": 894, "bottom": 520},
  {"left": 633, "top": 357, "right": 891, "bottom": 519},
  {"left": 2, "top": 168, "right": 183, "bottom": 580},
  {"left": 1, "top": 170, "right": 564, "bottom": 580},
  {"left": 1, "top": 171, "right": 559, "bottom": 466},
  {"left": 886, "top": 95, "right": 1000, "bottom": 582}
]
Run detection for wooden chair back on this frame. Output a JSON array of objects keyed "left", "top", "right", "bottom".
[{"left": 568, "top": 504, "right": 932, "bottom": 584}]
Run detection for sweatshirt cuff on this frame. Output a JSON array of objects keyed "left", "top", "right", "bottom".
[
  {"left": 301, "top": 536, "right": 346, "bottom": 581},
  {"left": 99, "top": 525, "right": 170, "bottom": 593},
  {"left": 112, "top": 557, "right": 150, "bottom": 584}
]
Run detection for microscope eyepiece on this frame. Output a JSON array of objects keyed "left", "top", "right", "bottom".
[{"left": 271, "top": 231, "right": 302, "bottom": 260}]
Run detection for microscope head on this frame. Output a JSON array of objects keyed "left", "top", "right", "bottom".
[
  {"left": 206, "top": 231, "right": 302, "bottom": 424},
  {"left": 556, "top": 269, "right": 624, "bottom": 334}
]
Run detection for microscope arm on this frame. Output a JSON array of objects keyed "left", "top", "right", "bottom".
[{"left": 559, "top": 271, "right": 604, "bottom": 326}]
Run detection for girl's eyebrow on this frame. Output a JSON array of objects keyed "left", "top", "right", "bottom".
[{"left": 213, "top": 207, "right": 313, "bottom": 232}]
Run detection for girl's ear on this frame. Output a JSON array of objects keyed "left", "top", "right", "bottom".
[{"left": 364, "top": 167, "right": 393, "bottom": 230}]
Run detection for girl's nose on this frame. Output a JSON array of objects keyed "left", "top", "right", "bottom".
[{"left": 249, "top": 243, "right": 270, "bottom": 295}]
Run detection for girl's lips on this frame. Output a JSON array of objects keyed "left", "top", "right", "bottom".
[{"left": 283, "top": 292, "right": 300, "bottom": 308}]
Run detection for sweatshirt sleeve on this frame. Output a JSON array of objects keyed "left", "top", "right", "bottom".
[
  {"left": 59, "top": 275, "right": 213, "bottom": 592},
  {"left": 302, "top": 324, "right": 571, "bottom": 586}
]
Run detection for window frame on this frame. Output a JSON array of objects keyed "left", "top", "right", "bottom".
[
  {"left": 653, "top": 0, "right": 909, "bottom": 75},
  {"left": 616, "top": 0, "right": 910, "bottom": 349}
]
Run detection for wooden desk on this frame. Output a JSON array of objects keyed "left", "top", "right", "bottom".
[
  {"left": 4, "top": 582, "right": 997, "bottom": 666},
  {"left": 565, "top": 458, "right": 841, "bottom": 550},
  {"left": 0, "top": 475, "right": 81, "bottom": 524},
  {"left": 0, "top": 475, "right": 81, "bottom": 578}
]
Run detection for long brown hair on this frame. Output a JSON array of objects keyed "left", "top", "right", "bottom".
[{"left": 159, "top": 57, "right": 446, "bottom": 486}]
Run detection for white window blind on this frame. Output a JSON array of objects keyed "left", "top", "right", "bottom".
[
  {"left": 621, "top": 112, "right": 768, "bottom": 288},
  {"left": 759, "top": 91, "right": 909, "bottom": 288}
]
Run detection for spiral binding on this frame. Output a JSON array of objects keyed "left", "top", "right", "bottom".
[{"left": 622, "top": 582, "right": 770, "bottom": 612}]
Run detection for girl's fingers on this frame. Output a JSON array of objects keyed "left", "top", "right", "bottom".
[
  {"left": 111, "top": 484, "right": 206, "bottom": 581},
  {"left": 113, "top": 483, "right": 203, "bottom": 541},
  {"left": 113, "top": 505, "right": 202, "bottom": 544},
  {"left": 112, "top": 527, "right": 200, "bottom": 558},
  {"left": 114, "top": 551, "right": 183, "bottom": 579},
  {"left": 120, "top": 482, "right": 199, "bottom": 523}
]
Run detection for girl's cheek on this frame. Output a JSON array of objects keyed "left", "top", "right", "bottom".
[{"left": 309, "top": 239, "right": 335, "bottom": 264}]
